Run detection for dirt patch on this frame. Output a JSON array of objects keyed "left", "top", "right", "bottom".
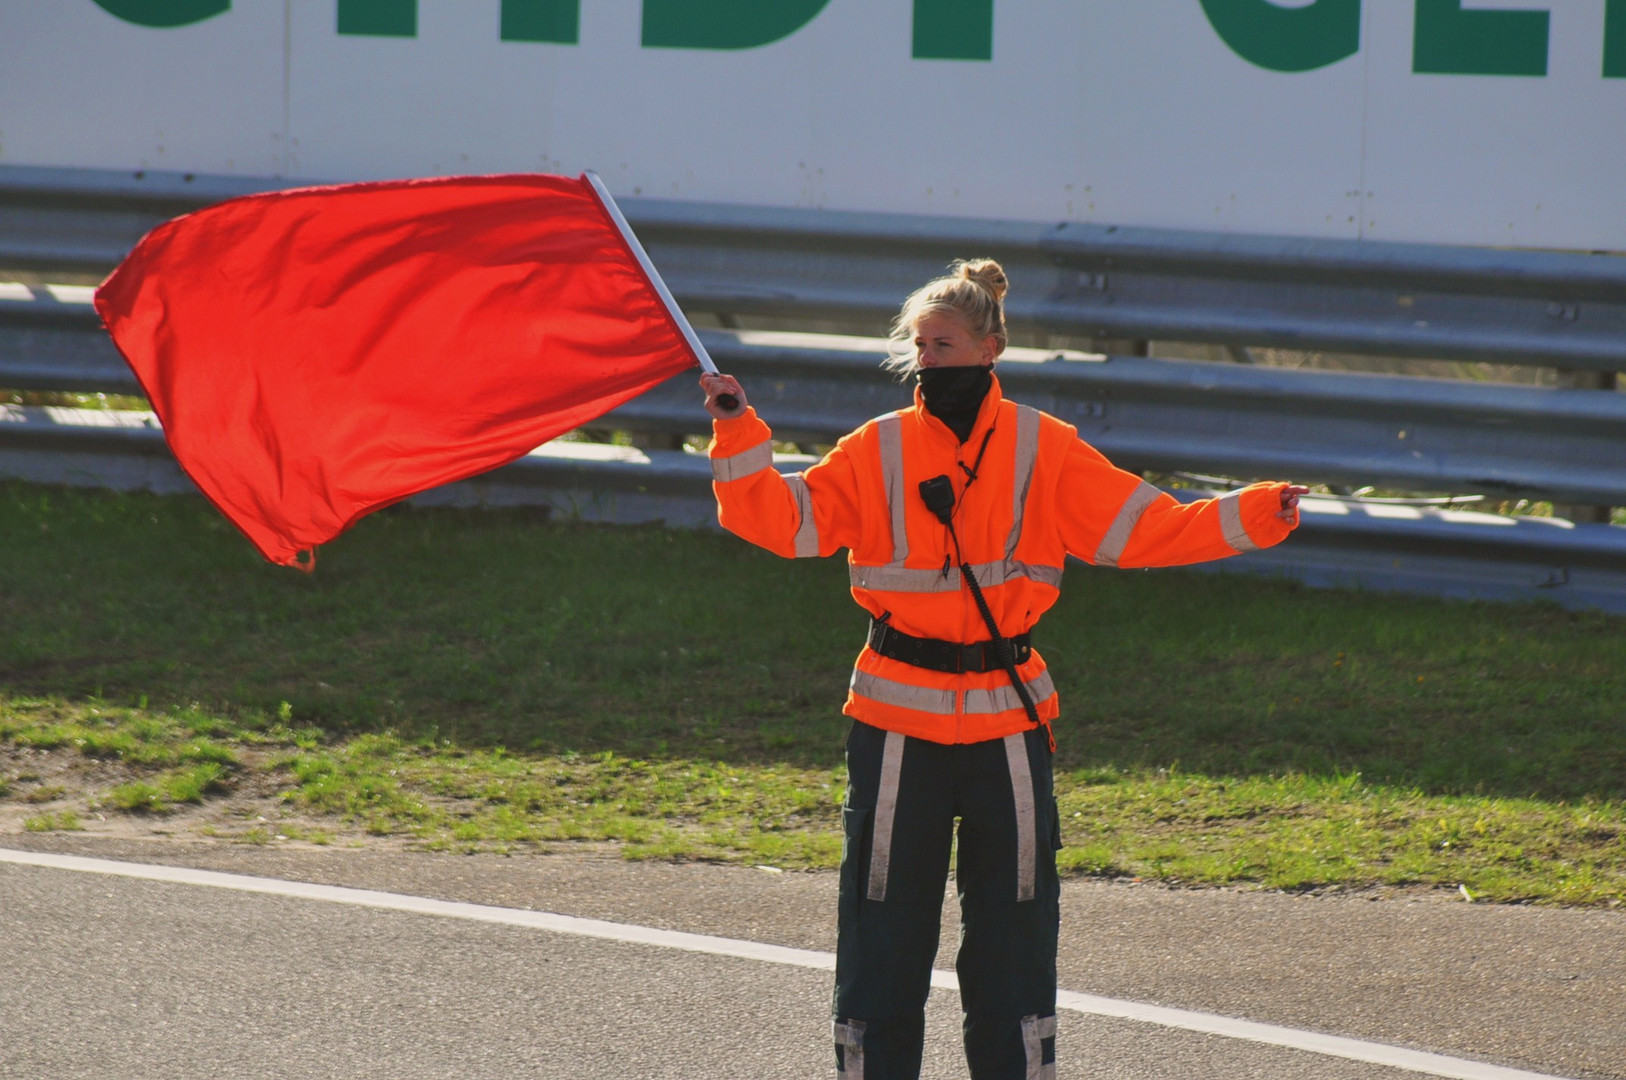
[{"left": 2, "top": 743, "right": 476, "bottom": 851}]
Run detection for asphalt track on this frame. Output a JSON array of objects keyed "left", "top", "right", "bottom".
[{"left": 1, "top": 838, "right": 1621, "bottom": 1079}]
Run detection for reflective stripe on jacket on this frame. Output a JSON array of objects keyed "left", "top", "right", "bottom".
[{"left": 708, "top": 374, "right": 1296, "bottom": 744}]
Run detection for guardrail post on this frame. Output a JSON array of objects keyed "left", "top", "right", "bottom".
[
  {"left": 630, "top": 432, "right": 686, "bottom": 451},
  {"left": 1553, "top": 367, "right": 1620, "bottom": 524},
  {"left": 1089, "top": 337, "right": 1150, "bottom": 357}
]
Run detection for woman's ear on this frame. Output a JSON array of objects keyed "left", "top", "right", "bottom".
[{"left": 981, "top": 336, "right": 999, "bottom": 365}]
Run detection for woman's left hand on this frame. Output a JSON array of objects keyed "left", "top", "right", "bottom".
[{"left": 1279, "top": 485, "right": 1310, "bottom": 521}]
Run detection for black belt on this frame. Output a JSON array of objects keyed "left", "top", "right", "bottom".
[{"left": 867, "top": 619, "right": 1031, "bottom": 674}]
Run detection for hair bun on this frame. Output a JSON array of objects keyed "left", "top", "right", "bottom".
[
  {"left": 885, "top": 257, "right": 1011, "bottom": 375},
  {"left": 954, "top": 258, "right": 1008, "bottom": 304}
]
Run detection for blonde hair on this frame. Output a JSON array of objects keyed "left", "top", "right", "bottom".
[{"left": 884, "top": 258, "right": 1009, "bottom": 377}]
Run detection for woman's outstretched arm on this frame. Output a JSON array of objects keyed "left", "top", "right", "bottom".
[{"left": 1054, "top": 436, "right": 1304, "bottom": 568}]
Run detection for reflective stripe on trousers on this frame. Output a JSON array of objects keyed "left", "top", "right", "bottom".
[
  {"left": 833, "top": 1019, "right": 866, "bottom": 1079},
  {"left": 866, "top": 731, "right": 905, "bottom": 901},
  {"left": 1021, "top": 1014, "right": 1058, "bottom": 1080},
  {"left": 1004, "top": 732, "right": 1038, "bottom": 902}
]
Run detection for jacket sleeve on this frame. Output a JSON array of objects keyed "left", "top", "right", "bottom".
[
  {"left": 1053, "top": 437, "right": 1296, "bottom": 568},
  {"left": 707, "top": 407, "right": 863, "bottom": 558}
]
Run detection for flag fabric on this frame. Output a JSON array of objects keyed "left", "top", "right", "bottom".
[{"left": 95, "top": 173, "right": 697, "bottom": 569}]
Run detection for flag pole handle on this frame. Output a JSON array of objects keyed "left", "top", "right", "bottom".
[{"left": 584, "top": 171, "right": 739, "bottom": 411}]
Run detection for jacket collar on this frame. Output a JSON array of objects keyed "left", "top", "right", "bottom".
[{"left": 911, "top": 370, "right": 1005, "bottom": 448}]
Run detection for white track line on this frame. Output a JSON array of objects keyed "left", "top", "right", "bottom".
[{"left": 0, "top": 847, "right": 1573, "bottom": 1080}]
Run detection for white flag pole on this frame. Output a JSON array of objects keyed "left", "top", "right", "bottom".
[{"left": 584, "top": 170, "right": 722, "bottom": 378}]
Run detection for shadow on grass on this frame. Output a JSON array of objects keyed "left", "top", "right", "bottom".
[{"left": 3, "top": 484, "right": 1625, "bottom": 803}]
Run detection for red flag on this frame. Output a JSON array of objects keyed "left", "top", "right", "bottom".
[{"left": 94, "top": 173, "right": 696, "bottom": 569}]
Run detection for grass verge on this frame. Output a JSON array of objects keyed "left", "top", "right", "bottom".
[{"left": 2, "top": 484, "right": 1624, "bottom": 904}]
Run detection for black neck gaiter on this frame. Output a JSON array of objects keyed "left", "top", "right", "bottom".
[{"left": 918, "top": 364, "right": 993, "bottom": 444}]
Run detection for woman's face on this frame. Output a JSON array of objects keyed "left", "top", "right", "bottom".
[{"left": 913, "top": 311, "right": 999, "bottom": 369}]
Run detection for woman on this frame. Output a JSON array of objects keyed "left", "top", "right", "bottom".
[{"left": 700, "top": 260, "right": 1305, "bottom": 1080}]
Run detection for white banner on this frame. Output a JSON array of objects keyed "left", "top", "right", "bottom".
[{"left": 3, "top": 0, "right": 1623, "bottom": 251}]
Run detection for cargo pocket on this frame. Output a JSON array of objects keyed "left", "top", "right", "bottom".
[
  {"left": 1050, "top": 797, "right": 1063, "bottom": 851},
  {"left": 839, "top": 805, "right": 871, "bottom": 925}
]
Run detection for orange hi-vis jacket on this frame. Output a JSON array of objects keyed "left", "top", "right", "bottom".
[{"left": 708, "top": 374, "right": 1298, "bottom": 746}]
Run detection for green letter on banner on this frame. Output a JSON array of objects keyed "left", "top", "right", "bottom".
[
  {"left": 1199, "top": 0, "right": 1360, "bottom": 73},
  {"left": 1413, "top": 0, "right": 1548, "bottom": 76},
  {"left": 914, "top": 0, "right": 993, "bottom": 61},
  {"left": 337, "top": 0, "right": 416, "bottom": 37},
  {"left": 91, "top": 0, "right": 228, "bottom": 27},
  {"left": 1606, "top": 0, "right": 1626, "bottom": 77},
  {"left": 501, "top": 0, "right": 578, "bottom": 44},
  {"left": 642, "top": 0, "right": 830, "bottom": 50}
]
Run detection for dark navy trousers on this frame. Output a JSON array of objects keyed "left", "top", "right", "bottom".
[{"left": 833, "top": 720, "right": 1060, "bottom": 1080}]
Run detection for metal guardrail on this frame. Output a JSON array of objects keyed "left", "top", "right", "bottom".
[
  {"left": 4, "top": 164, "right": 1626, "bottom": 373},
  {"left": 6, "top": 402, "right": 1626, "bottom": 614},
  {"left": 2, "top": 165, "right": 1624, "bottom": 613},
  {"left": 0, "top": 167, "right": 282, "bottom": 272},
  {"left": 6, "top": 297, "right": 1625, "bottom": 507},
  {"left": 0, "top": 284, "right": 115, "bottom": 393},
  {"left": 655, "top": 332, "right": 1626, "bottom": 507}
]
